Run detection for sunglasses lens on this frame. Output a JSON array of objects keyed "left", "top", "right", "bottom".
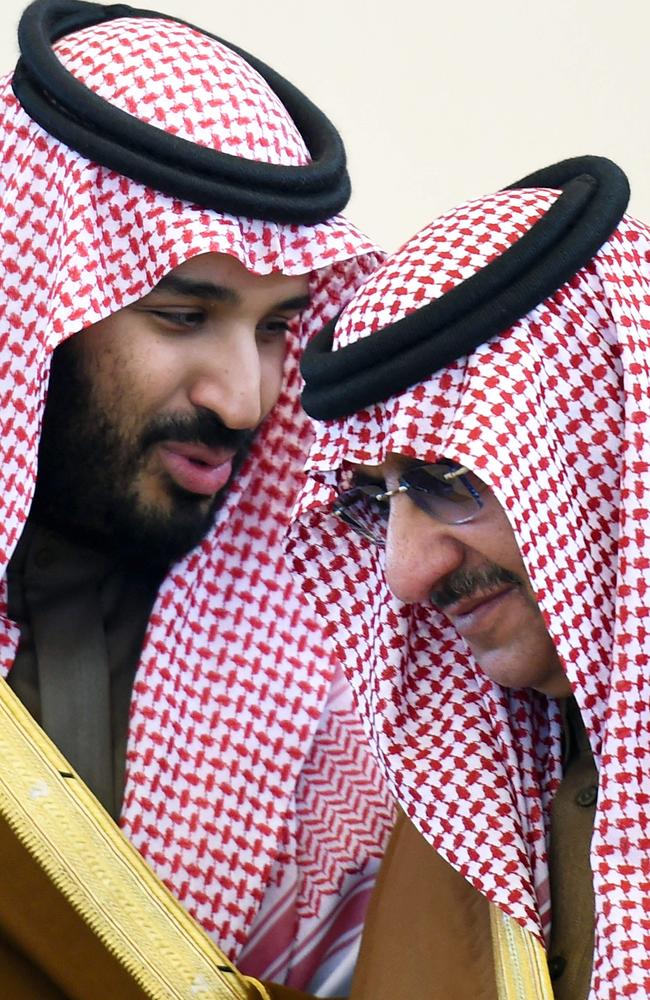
[
  {"left": 333, "top": 486, "right": 389, "bottom": 545},
  {"left": 332, "top": 462, "right": 485, "bottom": 543},
  {"left": 402, "top": 464, "right": 483, "bottom": 523}
]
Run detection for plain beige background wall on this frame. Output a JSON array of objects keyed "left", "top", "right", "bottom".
[{"left": 1, "top": 0, "right": 648, "bottom": 251}]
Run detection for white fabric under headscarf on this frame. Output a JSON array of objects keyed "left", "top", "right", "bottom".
[
  {"left": 287, "top": 186, "right": 650, "bottom": 997},
  {"left": 0, "top": 13, "right": 393, "bottom": 992}
]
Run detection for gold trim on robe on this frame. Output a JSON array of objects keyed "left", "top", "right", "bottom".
[
  {"left": 490, "top": 906, "right": 554, "bottom": 1000},
  {"left": 0, "top": 677, "right": 260, "bottom": 999}
]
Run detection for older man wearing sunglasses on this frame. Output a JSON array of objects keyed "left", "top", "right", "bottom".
[{"left": 287, "top": 157, "right": 649, "bottom": 999}]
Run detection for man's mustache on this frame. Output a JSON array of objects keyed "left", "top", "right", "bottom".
[
  {"left": 431, "top": 563, "right": 522, "bottom": 609},
  {"left": 140, "top": 409, "right": 255, "bottom": 455}
]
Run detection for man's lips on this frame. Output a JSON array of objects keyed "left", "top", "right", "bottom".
[
  {"left": 441, "top": 585, "right": 517, "bottom": 633},
  {"left": 157, "top": 442, "right": 235, "bottom": 496}
]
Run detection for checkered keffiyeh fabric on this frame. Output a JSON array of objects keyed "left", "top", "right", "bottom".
[
  {"left": 287, "top": 187, "right": 650, "bottom": 997},
  {"left": 0, "top": 13, "right": 393, "bottom": 990}
]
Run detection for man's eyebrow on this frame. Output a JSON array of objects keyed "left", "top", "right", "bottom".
[
  {"left": 151, "top": 275, "right": 240, "bottom": 304},
  {"left": 276, "top": 294, "right": 311, "bottom": 312},
  {"left": 149, "top": 276, "right": 311, "bottom": 313}
]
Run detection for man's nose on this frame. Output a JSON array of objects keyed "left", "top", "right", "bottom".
[
  {"left": 187, "top": 329, "right": 264, "bottom": 430},
  {"left": 384, "top": 496, "right": 465, "bottom": 603}
]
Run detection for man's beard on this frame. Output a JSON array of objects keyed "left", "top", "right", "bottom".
[{"left": 31, "top": 337, "right": 254, "bottom": 567}]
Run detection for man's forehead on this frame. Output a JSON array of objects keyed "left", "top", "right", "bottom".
[
  {"left": 155, "top": 251, "right": 275, "bottom": 286},
  {"left": 349, "top": 452, "right": 434, "bottom": 478},
  {"left": 147, "top": 252, "right": 311, "bottom": 304}
]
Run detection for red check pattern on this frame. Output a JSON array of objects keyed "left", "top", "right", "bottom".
[
  {"left": 288, "top": 186, "right": 650, "bottom": 998},
  {"left": 0, "top": 14, "right": 392, "bottom": 989}
]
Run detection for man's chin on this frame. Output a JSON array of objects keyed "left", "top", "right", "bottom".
[
  {"left": 474, "top": 648, "right": 570, "bottom": 697},
  {"left": 111, "top": 494, "right": 220, "bottom": 567}
]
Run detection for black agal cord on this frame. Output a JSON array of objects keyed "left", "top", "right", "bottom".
[
  {"left": 12, "top": 0, "right": 350, "bottom": 224},
  {"left": 301, "top": 156, "right": 630, "bottom": 420}
]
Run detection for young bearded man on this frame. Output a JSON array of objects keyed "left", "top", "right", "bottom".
[
  {"left": 289, "top": 157, "right": 650, "bottom": 999},
  {"left": 0, "top": 1, "right": 393, "bottom": 996}
]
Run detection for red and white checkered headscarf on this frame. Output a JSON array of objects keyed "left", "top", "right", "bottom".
[
  {"left": 287, "top": 186, "right": 650, "bottom": 997},
  {"left": 0, "top": 13, "right": 394, "bottom": 991}
]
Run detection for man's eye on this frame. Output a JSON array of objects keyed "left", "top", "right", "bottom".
[
  {"left": 257, "top": 317, "right": 293, "bottom": 341},
  {"left": 350, "top": 472, "right": 378, "bottom": 487},
  {"left": 148, "top": 309, "right": 204, "bottom": 329},
  {"left": 349, "top": 472, "right": 386, "bottom": 494}
]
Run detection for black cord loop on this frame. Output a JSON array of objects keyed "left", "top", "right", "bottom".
[
  {"left": 12, "top": 0, "right": 351, "bottom": 224},
  {"left": 301, "top": 156, "right": 630, "bottom": 420}
]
